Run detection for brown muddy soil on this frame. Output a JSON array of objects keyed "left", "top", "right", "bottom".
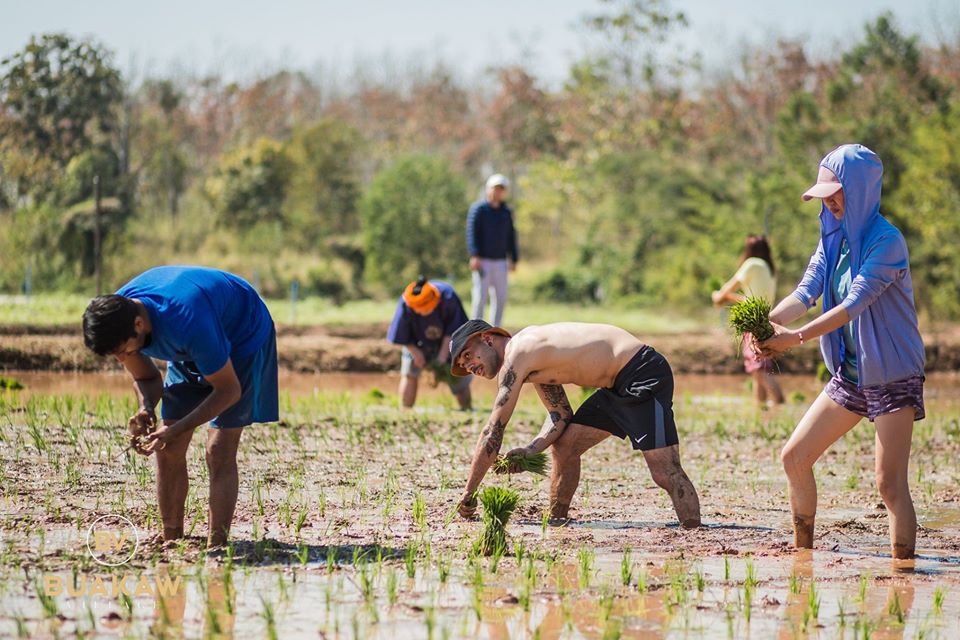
[
  {"left": 5, "top": 322, "right": 960, "bottom": 374},
  {"left": 2, "top": 376, "right": 960, "bottom": 637}
]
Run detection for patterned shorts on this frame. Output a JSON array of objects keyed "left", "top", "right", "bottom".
[{"left": 825, "top": 373, "right": 925, "bottom": 422}]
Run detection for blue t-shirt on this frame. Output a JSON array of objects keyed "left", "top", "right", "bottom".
[
  {"left": 386, "top": 281, "right": 468, "bottom": 358},
  {"left": 117, "top": 266, "right": 273, "bottom": 376},
  {"left": 832, "top": 240, "right": 858, "bottom": 384}
]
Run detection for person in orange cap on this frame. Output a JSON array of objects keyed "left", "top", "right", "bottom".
[{"left": 387, "top": 277, "right": 472, "bottom": 409}]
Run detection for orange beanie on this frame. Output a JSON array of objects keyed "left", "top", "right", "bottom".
[{"left": 403, "top": 280, "right": 441, "bottom": 315}]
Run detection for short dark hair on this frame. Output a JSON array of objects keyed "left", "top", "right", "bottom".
[{"left": 82, "top": 295, "right": 139, "bottom": 356}]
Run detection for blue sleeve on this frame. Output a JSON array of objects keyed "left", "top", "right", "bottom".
[
  {"left": 441, "top": 294, "right": 468, "bottom": 336},
  {"left": 840, "top": 233, "right": 908, "bottom": 320},
  {"left": 386, "top": 299, "right": 411, "bottom": 345},
  {"left": 466, "top": 203, "right": 480, "bottom": 257},
  {"left": 186, "top": 304, "right": 231, "bottom": 376},
  {"left": 792, "top": 239, "right": 826, "bottom": 310},
  {"left": 507, "top": 209, "right": 518, "bottom": 263}
]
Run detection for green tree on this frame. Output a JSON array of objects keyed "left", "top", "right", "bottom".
[
  {"left": 133, "top": 79, "right": 191, "bottom": 218},
  {"left": 0, "top": 33, "right": 122, "bottom": 196},
  {"left": 888, "top": 108, "right": 960, "bottom": 319},
  {"left": 205, "top": 138, "right": 293, "bottom": 230},
  {"left": 285, "top": 119, "right": 363, "bottom": 240},
  {"left": 360, "top": 155, "right": 468, "bottom": 287}
]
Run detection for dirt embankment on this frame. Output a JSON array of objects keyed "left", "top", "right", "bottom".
[{"left": 3, "top": 323, "right": 960, "bottom": 375}]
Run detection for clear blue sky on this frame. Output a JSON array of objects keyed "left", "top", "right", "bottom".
[{"left": 1, "top": 1, "right": 956, "bottom": 84}]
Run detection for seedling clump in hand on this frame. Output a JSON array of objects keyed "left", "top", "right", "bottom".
[
  {"left": 494, "top": 451, "right": 549, "bottom": 476},
  {"left": 728, "top": 296, "right": 775, "bottom": 341}
]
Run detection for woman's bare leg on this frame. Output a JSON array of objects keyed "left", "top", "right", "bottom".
[
  {"left": 780, "top": 391, "right": 861, "bottom": 548},
  {"left": 874, "top": 408, "right": 917, "bottom": 559}
]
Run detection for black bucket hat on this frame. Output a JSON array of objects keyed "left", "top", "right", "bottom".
[{"left": 449, "top": 319, "right": 511, "bottom": 376}]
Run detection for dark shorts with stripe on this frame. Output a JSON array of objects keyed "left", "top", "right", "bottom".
[
  {"left": 160, "top": 326, "right": 280, "bottom": 429},
  {"left": 825, "top": 373, "right": 925, "bottom": 422},
  {"left": 571, "top": 345, "right": 679, "bottom": 451}
]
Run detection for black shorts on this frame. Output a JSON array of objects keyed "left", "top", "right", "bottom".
[{"left": 571, "top": 345, "right": 679, "bottom": 451}]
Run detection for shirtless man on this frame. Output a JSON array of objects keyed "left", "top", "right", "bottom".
[{"left": 450, "top": 319, "right": 701, "bottom": 527}]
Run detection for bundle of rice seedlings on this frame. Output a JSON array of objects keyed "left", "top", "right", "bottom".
[
  {"left": 494, "top": 451, "right": 550, "bottom": 476},
  {"left": 475, "top": 486, "right": 521, "bottom": 556},
  {"left": 728, "top": 296, "right": 775, "bottom": 341},
  {"left": 426, "top": 361, "right": 459, "bottom": 388}
]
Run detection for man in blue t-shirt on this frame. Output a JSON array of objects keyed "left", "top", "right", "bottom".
[
  {"left": 466, "top": 173, "right": 519, "bottom": 326},
  {"left": 387, "top": 277, "right": 472, "bottom": 409},
  {"left": 82, "top": 266, "right": 278, "bottom": 547}
]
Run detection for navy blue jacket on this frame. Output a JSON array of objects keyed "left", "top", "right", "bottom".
[{"left": 466, "top": 199, "right": 518, "bottom": 262}]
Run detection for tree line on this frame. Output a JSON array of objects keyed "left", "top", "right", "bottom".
[{"left": 2, "top": 4, "right": 959, "bottom": 319}]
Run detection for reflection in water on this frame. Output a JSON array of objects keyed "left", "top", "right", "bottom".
[
  {"left": 152, "top": 564, "right": 235, "bottom": 639},
  {"left": 778, "top": 550, "right": 813, "bottom": 640}
]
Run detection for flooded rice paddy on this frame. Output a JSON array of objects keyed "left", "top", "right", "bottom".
[{"left": 1, "top": 370, "right": 959, "bottom": 638}]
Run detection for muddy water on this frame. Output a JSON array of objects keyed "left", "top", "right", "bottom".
[
  {"left": 7, "top": 370, "right": 958, "bottom": 401},
  {"left": 7, "top": 532, "right": 960, "bottom": 639},
  {"left": 3, "top": 370, "right": 960, "bottom": 638}
]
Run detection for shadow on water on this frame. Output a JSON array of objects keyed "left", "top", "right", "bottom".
[
  {"left": 212, "top": 538, "right": 408, "bottom": 568},
  {"left": 536, "top": 519, "right": 776, "bottom": 532},
  {"left": 832, "top": 545, "right": 960, "bottom": 569}
]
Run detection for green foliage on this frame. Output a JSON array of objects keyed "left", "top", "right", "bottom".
[
  {"left": 0, "top": 33, "right": 122, "bottom": 194},
  {"left": 0, "top": 376, "right": 24, "bottom": 390},
  {"left": 205, "top": 138, "right": 294, "bottom": 230},
  {"left": 360, "top": 154, "right": 468, "bottom": 287},
  {"left": 286, "top": 119, "right": 364, "bottom": 238},
  {"left": 887, "top": 107, "right": 960, "bottom": 319},
  {"left": 532, "top": 268, "right": 602, "bottom": 303},
  {"left": 474, "top": 486, "right": 520, "bottom": 557},
  {"left": 3, "top": 16, "right": 960, "bottom": 320},
  {"left": 728, "top": 296, "right": 774, "bottom": 341}
]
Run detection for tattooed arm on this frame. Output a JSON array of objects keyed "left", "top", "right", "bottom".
[
  {"left": 527, "top": 384, "right": 574, "bottom": 453},
  {"left": 458, "top": 360, "right": 525, "bottom": 517}
]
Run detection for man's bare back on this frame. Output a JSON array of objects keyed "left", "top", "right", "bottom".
[
  {"left": 450, "top": 318, "right": 701, "bottom": 526},
  {"left": 506, "top": 323, "right": 644, "bottom": 389}
]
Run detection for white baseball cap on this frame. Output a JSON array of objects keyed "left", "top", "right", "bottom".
[
  {"left": 801, "top": 166, "right": 842, "bottom": 201},
  {"left": 485, "top": 174, "right": 509, "bottom": 190}
]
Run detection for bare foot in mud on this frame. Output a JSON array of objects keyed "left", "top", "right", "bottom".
[
  {"left": 141, "top": 532, "right": 182, "bottom": 551},
  {"left": 892, "top": 542, "right": 915, "bottom": 560},
  {"left": 680, "top": 518, "right": 702, "bottom": 529},
  {"left": 792, "top": 515, "right": 815, "bottom": 548},
  {"left": 549, "top": 500, "right": 572, "bottom": 525}
]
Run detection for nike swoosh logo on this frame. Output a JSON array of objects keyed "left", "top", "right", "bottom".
[{"left": 632, "top": 434, "right": 647, "bottom": 444}]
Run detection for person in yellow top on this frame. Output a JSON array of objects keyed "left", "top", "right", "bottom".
[{"left": 712, "top": 235, "right": 785, "bottom": 406}]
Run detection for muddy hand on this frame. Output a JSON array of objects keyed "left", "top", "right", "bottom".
[
  {"left": 757, "top": 322, "right": 795, "bottom": 358},
  {"left": 495, "top": 447, "right": 528, "bottom": 474},
  {"left": 127, "top": 408, "right": 156, "bottom": 456},
  {"left": 457, "top": 494, "right": 477, "bottom": 519},
  {"left": 145, "top": 424, "right": 178, "bottom": 452}
]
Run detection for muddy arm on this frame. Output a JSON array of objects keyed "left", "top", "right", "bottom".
[
  {"left": 458, "top": 362, "right": 525, "bottom": 514},
  {"left": 519, "top": 384, "right": 574, "bottom": 454},
  {"left": 122, "top": 352, "right": 163, "bottom": 414},
  {"left": 145, "top": 359, "right": 242, "bottom": 447}
]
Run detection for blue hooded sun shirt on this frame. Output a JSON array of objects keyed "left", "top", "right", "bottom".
[{"left": 791, "top": 144, "right": 925, "bottom": 388}]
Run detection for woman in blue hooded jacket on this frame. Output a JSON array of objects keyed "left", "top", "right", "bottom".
[{"left": 757, "top": 144, "right": 925, "bottom": 560}]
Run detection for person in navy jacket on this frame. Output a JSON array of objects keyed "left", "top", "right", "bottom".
[{"left": 466, "top": 173, "right": 518, "bottom": 326}]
